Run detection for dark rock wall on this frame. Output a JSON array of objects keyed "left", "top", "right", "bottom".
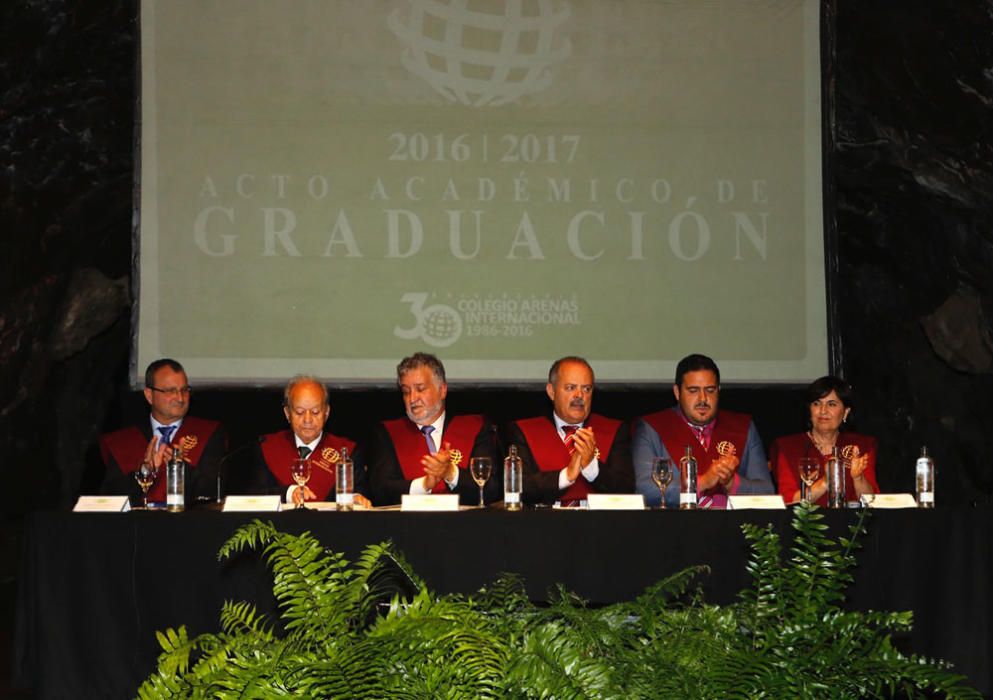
[
  {"left": 833, "top": 2, "right": 993, "bottom": 502},
  {"left": 2, "top": 0, "right": 993, "bottom": 517}
]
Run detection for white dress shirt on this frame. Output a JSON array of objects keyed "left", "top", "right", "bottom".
[{"left": 553, "top": 413, "right": 600, "bottom": 490}]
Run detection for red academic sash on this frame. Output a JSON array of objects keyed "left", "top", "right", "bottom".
[
  {"left": 641, "top": 409, "right": 751, "bottom": 496},
  {"left": 382, "top": 415, "right": 485, "bottom": 494},
  {"left": 515, "top": 414, "right": 621, "bottom": 502},
  {"left": 772, "top": 431, "right": 878, "bottom": 505},
  {"left": 260, "top": 430, "right": 356, "bottom": 501},
  {"left": 99, "top": 416, "right": 220, "bottom": 501}
]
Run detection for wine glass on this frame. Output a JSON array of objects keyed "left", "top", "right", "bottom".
[
  {"left": 798, "top": 457, "right": 821, "bottom": 504},
  {"left": 469, "top": 457, "right": 492, "bottom": 507},
  {"left": 134, "top": 461, "right": 159, "bottom": 510},
  {"left": 651, "top": 458, "right": 673, "bottom": 509},
  {"left": 289, "top": 458, "right": 312, "bottom": 509}
]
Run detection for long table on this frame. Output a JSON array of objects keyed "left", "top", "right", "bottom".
[{"left": 13, "top": 507, "right": 993, "bottom": 698}]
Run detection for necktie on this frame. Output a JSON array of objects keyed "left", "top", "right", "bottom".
[
  {"left": 421, "top": 425, "right": 437, "bottom": 454},
  {"left": 692, "top": 425, "right": 708, "bottom": 450},
  {"left": 562, "top": 425, "right": 579, "bottom": 454},
  {"left": 158, "top": 425, "right": 177, "bottom": 445},
  {"left": 298, "top": 445, "right": 312, "bottom": 459}
]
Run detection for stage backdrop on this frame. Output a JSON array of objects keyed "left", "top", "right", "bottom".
[{"left": 137, "top": 0, "right": 827, "bottom": 386}]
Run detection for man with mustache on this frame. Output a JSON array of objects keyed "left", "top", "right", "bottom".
[
  {"left": 368, "top": 352, "right": 501, "bottom": 506},
  {"left": 99, "top": 358, "right": 226, "bottom": 505},
  {"left": 508, "top": 356, "right": 633, "bottom": 506},
  {"left": 633, "top": 353, "right": 773, "bottom": 508}
]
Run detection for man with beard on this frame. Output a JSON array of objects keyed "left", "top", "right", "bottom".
[
  {"left": 368, "top": 352, "right": 501, "bottom": 506},
  {"left": 507, "top": 356, "right": 633, "bottom": 506},
  {"left": 100, "top": 358, "right": 226, "bottom": 505},
  {"left": 632, "top": 353, "right": 773, "bottom": 509}
]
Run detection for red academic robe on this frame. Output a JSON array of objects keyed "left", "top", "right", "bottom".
[
  {"left": 382, "top": 415, "right": 485, "bottom": 494},
  {"left": 259, "top": 429, "right": 357, "bottom": 501},
  {"left": 99, "top": 416, "right": 221, "bottom": 502},
  {"left": 514, "top": 414, "right": 622, "bottom": 503},
  {"left": 770, "top": 431, "right": 879, "bottom": 506},
  {"left": 640, "top": 409, "right": 752, "bottom": 500}
]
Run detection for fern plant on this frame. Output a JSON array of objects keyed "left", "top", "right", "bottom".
[{"left": 137, "top": 507, "right": 980, "bottom": 699}]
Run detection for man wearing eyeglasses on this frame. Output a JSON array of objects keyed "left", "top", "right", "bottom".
[{"left": 99, "top": 358, "right": 226, "bottom": 504}]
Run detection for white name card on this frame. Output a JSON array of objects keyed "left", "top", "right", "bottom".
[
  {"left": 586, "top": 493, "right": 646, "bottom": 511},
  {"left": 74, "top": 495, "right": 131, "bottom": 512},
  {"left": 306, "top": 501, "right": 339, "bottom": 511},
  {"left": 222, "top": 495, "right": 282, "bottom": 512},
  {"left": 401, "top": 494, "right": 460, "bottom": 511},
  {"left": 728, "top": 495, "right": 786, "bottom": 510},
  {"left": 861, "top": 493, "right": 918, "bottom": 509}
]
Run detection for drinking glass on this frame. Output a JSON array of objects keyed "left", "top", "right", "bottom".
[
  {"left": 651, "top": 458, "right": 673, "bottom": 509},
  {"left": 290, "top": 458, "right": 312, "bottom": 509},
  {"left": 134, "top": 461, "right": 159, "bottom": 509},
  {"left": 798, "top": 457, "right": 821, "bottom": 504},
  {"left": 469, "top": 457, "right": 493, "bottom": 507}
]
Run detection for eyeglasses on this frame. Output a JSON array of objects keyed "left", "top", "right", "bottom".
[{"left": 149, "top": 386, "right": 192, "bottom": 397}]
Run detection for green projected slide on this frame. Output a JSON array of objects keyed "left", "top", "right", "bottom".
[{"left": 137, "top": 0, "right": 827, "bottom": 385}]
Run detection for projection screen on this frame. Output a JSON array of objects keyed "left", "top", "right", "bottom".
[{"left": 137, "top": 0, "right": 827, "bottom": 386}]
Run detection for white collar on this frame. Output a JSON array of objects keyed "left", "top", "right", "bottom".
[{"left": 294, "top": 433, "right": 323, "bottom": 452}]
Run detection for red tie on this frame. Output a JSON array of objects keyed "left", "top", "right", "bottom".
[
  {"left": 692, "top": 425, "right": 708, "bottom": 450},
  {"left": 562, "top": 425, "right": 579, "bottom": 454}
]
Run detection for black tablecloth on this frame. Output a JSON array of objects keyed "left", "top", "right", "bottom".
[{"left": 13, "top": 507, "right": 993, "bottom": 698}]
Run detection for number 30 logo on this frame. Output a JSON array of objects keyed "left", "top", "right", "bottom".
[{"left": 393, "top": 293, "right": 463, "bottom": 348}]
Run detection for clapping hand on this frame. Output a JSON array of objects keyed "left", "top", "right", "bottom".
[
  {"left": 565, "top": 427, "right": 597, "bottom": 482},
  {"left": 421, "top": 441, "right": 456, "bottom": 489},
  {"left": 702, "top": 453, "right": 739, "bottom": 490},
  {"left": 143, "top": 435, "right": 172, "bottom": 469}
]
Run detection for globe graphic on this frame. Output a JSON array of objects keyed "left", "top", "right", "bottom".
[
  {"left": 421, "top": 305, "right": 463, "bottom": 347},
  {"left": 388, "top": 0, "right": 572, "bottom": 107}
]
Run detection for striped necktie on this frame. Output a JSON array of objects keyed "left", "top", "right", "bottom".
[{"left": 562, "top": 425, "right": 579, "bottom": 454}]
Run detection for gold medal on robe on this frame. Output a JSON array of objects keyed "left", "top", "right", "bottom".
[
  {"left": 309, "top": 447, "right": 340, "bottom": 474},
  {"left": 180, "top": 435, "right": 198, "bottom": 452},
  {"left": 717, "top": 440, "right": 737, "bottom": 457},
  {"left": 448, "top": 448, "right": 463, "bottom": 468},
  {"left": 841, "top": 444, "right": 860, "bottom": 461}
]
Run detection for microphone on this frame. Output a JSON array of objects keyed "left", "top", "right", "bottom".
[{"left": 205, "top": 436, "right": 265, "bottom": 502}]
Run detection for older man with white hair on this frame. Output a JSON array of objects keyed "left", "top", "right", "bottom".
[{"left": 254, "top": 375, "right": 370, "bottom": 506}]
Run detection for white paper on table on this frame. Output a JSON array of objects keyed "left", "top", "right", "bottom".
[
  {"left": 727, "top": 495, "right": 786, "bottom": 510},
  {"left": 74, "top": 495, "right": 131, "bottom": 512},
  {"left": 304, "top": 501, "right": 369, "bottom": 511},
  {"left": 860, "top": 493, "right": 918, "bottom": 509},
  {"left": 586, "top": 493, "right": 646, "bottom": 511},
  {"left": 222, "top": 495, "right": 282, "bottom": 512},
  {"left": 401, "top": 494, "right": 460, "bottom": 511}
]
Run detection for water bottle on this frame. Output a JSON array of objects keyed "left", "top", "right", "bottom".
[
  {"left": 504, "top": 444, "right": 523, "bottom": 511},
  {"left": 916, "top": 446, "right": 934, "bottom": 509},
  {"left": 336, "top": 446, "right": 354, "bottom": 511},
  {"left": 679, "top": 446, "right": 697, "bottom": 510},
  {"left": 166, "top": 446, "right": 186, "bottom": 512},
  {"left": 826, "top": 446, "right": 845, "bottom": 508}
]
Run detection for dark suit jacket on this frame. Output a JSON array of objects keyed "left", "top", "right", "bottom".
[
  {"left": 99, "top": 416, "right": 227, "bottom": 504},
  {"left": 507, "top": 413, "right": 634, "bottom": 506},
  {"left": 367, "top": 414, "right": 502, "bottom": 506}
]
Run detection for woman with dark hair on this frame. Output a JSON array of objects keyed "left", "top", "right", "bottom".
[{"left": 770, "top": 376, "right": 879, "bottom": 505}]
